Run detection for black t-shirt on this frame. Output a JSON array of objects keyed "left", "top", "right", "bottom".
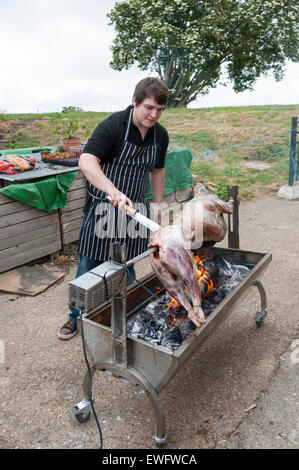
[{"left": 83, "top": 105, "right": 169, "bottom": 169}]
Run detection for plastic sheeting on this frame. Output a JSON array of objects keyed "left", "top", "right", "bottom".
[
  {"left": 147, "top": 146, "right": 193, "bottom": 199},
  {"left": 0, "top": 146, "right": 56, "bottom": 156},
  {"left": 0, "top": 171, "right": 78, "bottom": 212}
]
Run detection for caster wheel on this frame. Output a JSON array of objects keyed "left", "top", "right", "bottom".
[
  {"left": 70, "top": 399, "right": 92, "bottom": 424},
  {"left": 254, "top": 308, "right": 267, "bottom": 327},
  {"left": 153, "top": 433, "right": 167, "bottom": 446},
  {"left": 76, "top": 411, "right": 91, "bottom": 423}
]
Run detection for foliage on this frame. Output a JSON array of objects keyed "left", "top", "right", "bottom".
[
  {"left": 4, "top": 131, "right": 39, "bottom": 149},
  {"left": 108, "top": 0, "right": 299, "bottom": 107},
  {"left": 50, "top": 106, "right": 91, "bottom": 139},
  {"left": 1, "top": 104, "right": 297, "bottom": 200},
  {"left": 66, "top": 106, "right": 84, "bottom": 112}
]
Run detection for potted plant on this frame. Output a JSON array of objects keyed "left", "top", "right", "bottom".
[{"left": 51, "top": 106, "right": 82, "bottom": 154}]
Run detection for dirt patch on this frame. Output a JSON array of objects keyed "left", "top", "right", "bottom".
[{"left": 0, "top": 117, "right": 52, "bottom": 149}]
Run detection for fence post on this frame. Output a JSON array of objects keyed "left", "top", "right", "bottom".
[{"left": 288, "top": 116, "right": 297, "bottom": 186}]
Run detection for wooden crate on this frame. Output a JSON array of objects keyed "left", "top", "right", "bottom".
[
  {"left": 0, "top": 193, "right": 61, "bottom": 274},
  {"left": 0, "top": 167, "right": 192, "bottom": 273},
  {"left": 59, "top": 171, "right": 87, "bottom": 246}
]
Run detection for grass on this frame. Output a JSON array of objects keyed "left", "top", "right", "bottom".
[
  {"left": 0, "top": 104, "right": 298, "bottom": 201},
  {"left": 4, "top": 131, "right": 40, "bottom": 149}
]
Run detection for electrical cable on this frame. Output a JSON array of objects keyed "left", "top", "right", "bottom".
[
  {"left": 76, "top": 260, "right": 133, "bottom": 448},
  {"left": 79, "top": 308, "right": 103, "bottom": 449}
]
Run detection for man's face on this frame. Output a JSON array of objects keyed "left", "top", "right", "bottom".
[{"left": 132, "top": 96, "right": 164, "bottom": 130}]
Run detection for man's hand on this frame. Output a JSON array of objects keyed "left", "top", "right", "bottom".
[
  {"left": 109, "top": 190, "right": 133, "bottom": 209},
  {"left": 79, "top": 153, "right": 133, "bottom": 209}
]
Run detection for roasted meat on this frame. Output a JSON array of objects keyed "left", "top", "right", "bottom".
[{"left": 149, "top": 187, "right": 232, "bottom": 327}]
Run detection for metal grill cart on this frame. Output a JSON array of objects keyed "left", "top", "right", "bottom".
[{"left": 69, "top": 187, "right": 272, "bottom": 445}]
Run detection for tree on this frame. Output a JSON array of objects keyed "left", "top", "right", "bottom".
[{"left": 107, "top": 0, "right": 299, "bottom": 107}]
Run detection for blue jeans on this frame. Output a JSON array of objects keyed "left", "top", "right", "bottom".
[{"left": 69, "top": 254, "right": 136, "bottom": 321}]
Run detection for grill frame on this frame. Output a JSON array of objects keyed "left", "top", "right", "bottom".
[{"left": 72, "top": 246, "right": 271, "bottom": 444}]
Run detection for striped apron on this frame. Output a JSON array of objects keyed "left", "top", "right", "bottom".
[{"left": 79, "top": 108, "right": 157, "bottom": 261}]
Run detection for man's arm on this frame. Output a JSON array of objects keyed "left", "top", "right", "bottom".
[
  {"left": 149, "top": 168, "right": 165, "bottom": 224},
  {"left": 79, "top": 153, "right": 132, "bottom": 208}
]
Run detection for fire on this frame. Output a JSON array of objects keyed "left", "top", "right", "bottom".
[
  {"left": 167, "top": 297, "right": 179, "bottom": 310},
  {"left": 167, "top": 252, "right": 214, "bottom": 311},
  {"left": 194, "top": 253, "right": 214, "bottom": 296}
]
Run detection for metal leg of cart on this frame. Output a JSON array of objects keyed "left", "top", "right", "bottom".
[
  {"left": 251, "top": 280, "right": 268, "bottom": 327},
  {"left": 70, "top": 365, "right": 96, "bottom": 424},
  {"left": 80, "top": 361, "right": 167, "bottom": 445},
  {"left": 71, "top": 243, "right": 167, "bottom": 445}
]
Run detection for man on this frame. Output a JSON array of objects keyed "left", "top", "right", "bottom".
[{"left": 58, "top": 77, "right": 169, "bottom": 339}]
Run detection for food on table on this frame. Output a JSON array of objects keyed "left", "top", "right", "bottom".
[{"left": 0, "top": 154, "right": 36, "bottom": 174}]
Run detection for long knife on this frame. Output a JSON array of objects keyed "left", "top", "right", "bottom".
[{"left": 106, "top": 195, "right": 162, "bottom": 233}]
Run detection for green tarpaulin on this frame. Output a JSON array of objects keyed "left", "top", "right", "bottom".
[
  {"left": 0, "top": 146, "right": 56, "bottom": 156},
  {"left": 0, "top": 145, "right": 193, "bottom": 211},
  {"left": 147, "top": 146, "right": 193, "bottom": 199},
  {"left": 0, "top": 172, "right": 78, "bottom": 211}
]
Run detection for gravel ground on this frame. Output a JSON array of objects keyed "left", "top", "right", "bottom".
[{"left": 0, "top": 195, "right": 298, "bottom": 449}]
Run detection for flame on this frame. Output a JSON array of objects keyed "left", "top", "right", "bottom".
[
  {"left": 167, "top": 297, "right": 179, "bottom": 310},
  {"left": 167, "top": 252, "right": 214, "bottom": 311}
]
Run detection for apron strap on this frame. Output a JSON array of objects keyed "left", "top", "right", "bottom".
[
  {"left": 87, "top": 191, "right": 107, "bottom": 201},
  {"left": 124, "top": 108, "right": 133, "bottom": 142}
]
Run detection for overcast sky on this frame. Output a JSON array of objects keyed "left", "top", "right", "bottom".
[{"left": 0, "top": 0, "right": 298, "bottom": 114}]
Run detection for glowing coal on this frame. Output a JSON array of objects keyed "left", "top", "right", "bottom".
[{"left": 127, "top": 254, "right": 254, "bottom": 351}]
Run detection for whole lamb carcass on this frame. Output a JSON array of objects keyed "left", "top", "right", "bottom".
[{"left": 149, "top": 188, "right": 233, "bottom": 327}]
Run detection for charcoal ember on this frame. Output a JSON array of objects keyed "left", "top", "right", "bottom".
[
  {"left": 212, "top": 254, "right": 234, "bottom": 276},
  {"left": 201, "top": 259, "right": 220, "bottom": 280},
  {"left": 152, "top": 303, "right": 168, "bottom": 317},
  {"left": 201, "top": 299, "right": 214, "bottom": 316},
  {"left": 220, "top": 286, "right": 232, "bottom": 296},
  {"left": 154, "top": 310, "right": 168, "bottom": 326},
  {"left": 128, "top": 255, "right": 254, "bottom": 351},
  {"left": 137, "top": 309, "right": 153, "bottom": 323},
  {"left": 186, "top": 320, "right": 197, "bottom": 331},
  {"left": 128, "top": 309, "right": 153, "bottom": 336},
  {"left": 157, "top": 293, "right": 170, "bottom": 303},
  {"left": 127, "top": 319, "right": 144, "bottom": 336},
  {"left": 144, "top": 325, "right": 158, "bottom": 339},
  {"left": 161, "top": 326, "right": 183, "bottom": 349},
  {"left": 179, "top": 319, "right": 198, "bottom": 332},
  {"left": 233, "top": 264, "right": 251, "bottom": 277}
]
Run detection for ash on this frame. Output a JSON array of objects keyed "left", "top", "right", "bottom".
[{"left": 127, "top": 254, "right": 254, "bottom": 351}]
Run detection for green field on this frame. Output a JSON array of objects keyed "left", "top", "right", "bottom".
[{"left": 1, "top": 104, "right": 298, "bottom": 200}]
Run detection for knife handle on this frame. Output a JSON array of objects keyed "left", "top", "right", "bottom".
[{"left": 106, "top": 195, "right": 136, "bottom": 216}]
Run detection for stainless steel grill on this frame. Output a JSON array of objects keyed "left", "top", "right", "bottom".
[{"left": 69, "top": 243, "right": 272, "bottom": 445}]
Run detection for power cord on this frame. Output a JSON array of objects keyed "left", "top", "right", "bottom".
[
  {"left": 77, "top": 263, "right": 127, "bottom": 449},
  {"left": 79, "top": 308, "right": 103, "bottom": 449}
]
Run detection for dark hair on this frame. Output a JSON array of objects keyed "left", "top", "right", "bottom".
[{"left": 133, "top": 77, "right": 169, "bottom": 106}]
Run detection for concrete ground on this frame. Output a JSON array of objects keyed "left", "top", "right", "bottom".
[{"left": 0, "top": 195, "right": 298, "bottom": 449}]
